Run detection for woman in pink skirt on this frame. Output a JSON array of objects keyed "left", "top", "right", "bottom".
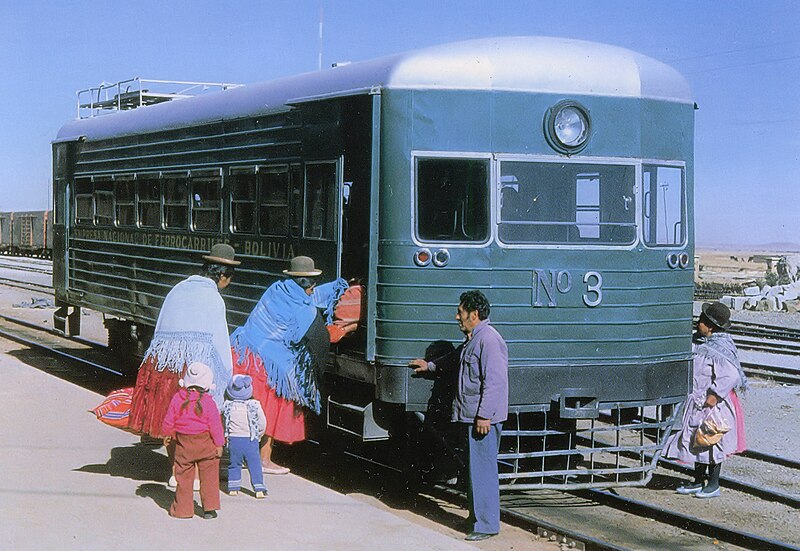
[{"left": 663, "top": 302, "right": 747, "bottom": 498}]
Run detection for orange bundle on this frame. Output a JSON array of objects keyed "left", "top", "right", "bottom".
[
  {"left": 90, "top": 387, "right": 134, "bottom": 430},
  {"left": 327, "top": 285, "right": 365, "bottom": 343}
]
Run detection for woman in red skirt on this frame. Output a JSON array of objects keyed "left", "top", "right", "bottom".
[
  {"left": 231, "top": 256, "right": 347, "bottom": 474},
  {"left": 129, "top": 244, "right": 239, "bottom": 444}
]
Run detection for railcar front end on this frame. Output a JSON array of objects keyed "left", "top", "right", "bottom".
[{"left": 365, "top": 38, "right": 695, "bottom": 489}]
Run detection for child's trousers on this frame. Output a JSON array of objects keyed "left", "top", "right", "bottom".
[
  {"left": 228, "top": 436, "right": 266, "bottom": 493},
  {"left": 170, "top": 432, "right": 220, "bottom": 518}
]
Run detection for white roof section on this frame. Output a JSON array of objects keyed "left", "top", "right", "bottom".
[{"left": 56, "top": 36, "right": 692, "bottom": 142}]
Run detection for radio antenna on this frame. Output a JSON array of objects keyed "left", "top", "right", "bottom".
[{"left": 318, "top": 6, "right": 324, "bottom": 71}]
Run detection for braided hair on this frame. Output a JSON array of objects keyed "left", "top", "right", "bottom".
[{"left": 180, "top": 386, "right": 206, "bottom": 416}]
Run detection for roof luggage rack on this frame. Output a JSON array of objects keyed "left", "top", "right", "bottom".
[{"left": 77, "top": 77, "right": 243, "bottom": 119}]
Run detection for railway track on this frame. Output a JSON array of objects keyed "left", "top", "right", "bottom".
[
  {"left": 0, "top": 258, "right": 53, "bottom": 275},
  {"left": 689, "top": 317, "right": 800, "bottom": 384},
  {"left": 0, "top": 311, "right": 127, "bottom": 391}
]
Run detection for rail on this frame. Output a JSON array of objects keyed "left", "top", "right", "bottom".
[{"left": 77, "top": 78, "right": 243, "bottom": 119}]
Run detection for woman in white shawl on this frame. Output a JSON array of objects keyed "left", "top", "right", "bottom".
[
  {"left": 129, "top": 244, "right": 238, "bottom": 438},
  {"left": 663, "top": 302, "right": 747, "bottom": 498}
]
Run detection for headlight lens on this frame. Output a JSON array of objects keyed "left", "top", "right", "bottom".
[
  {"left": 545, "top": 101, "right": 591, "bottom": 154},
  {"left": 554, "top": 106, "right": 588, "bottom": 147}
]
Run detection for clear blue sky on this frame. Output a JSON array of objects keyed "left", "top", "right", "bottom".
[{"left": 2, "top": 0, "right": 798, "bottom": 248}]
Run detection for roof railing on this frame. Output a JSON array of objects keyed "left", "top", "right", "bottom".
[{"left": 77, "top": 78, "right": 243, "bottom": 119}]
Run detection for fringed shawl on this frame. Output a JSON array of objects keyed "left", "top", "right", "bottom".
[
  {"left": 231, "top": 277, "right": 348, "bottom": 413},
  {"left": 695, "top": 332, "right": 749, "bottom": 393},
  {"left": 143, "top": 275, "right": 234, "bottom": 407}
]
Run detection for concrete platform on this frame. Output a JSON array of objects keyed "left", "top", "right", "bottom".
[{"left": 0, "top": 341, "right": 550, "bottom": 550}]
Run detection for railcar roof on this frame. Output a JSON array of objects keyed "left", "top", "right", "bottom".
[{"left": 56, "top": 36, "right": 692, "bottom": 142}]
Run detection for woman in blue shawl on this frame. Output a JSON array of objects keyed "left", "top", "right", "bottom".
[{"left": 230, "top": 256, "right": 347, "bottom": 474}]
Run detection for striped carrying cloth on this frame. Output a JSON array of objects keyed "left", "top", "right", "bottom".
[{"left": 91, "top": 387, "right": 134, "bottom": 430}]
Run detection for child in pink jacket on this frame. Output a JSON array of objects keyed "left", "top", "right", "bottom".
[{"left": 162, "top": 362, "right": 225, "bottom": 519}]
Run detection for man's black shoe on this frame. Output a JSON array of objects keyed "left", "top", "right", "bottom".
[{"left": 465, "top": 531, "right": 496, "bottom": 541}]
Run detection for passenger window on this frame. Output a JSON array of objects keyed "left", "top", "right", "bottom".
[
  {"left": 137, "top": 179, "right": 161, "bottom": 228},
  {"left": 94, "top": 179, "right": 114, "bottom": 226},
  {"left": 290, "top": 165, "right": 303, "bottom": 237},
  {"left": 74, "top": 178, "right": 94, "bottom": 226},
  {"left": 164, "top": 176, "right": 188, "bottom": 229},
  {"left": 304, "top": 163, "right": 337, "bottom": 239},
  {"left": 643, "top": 165, "right": 685, "bottom": 246},
  {"left": 260, "top": 168, "right": 290, "bottom": 236},
  {"left": 192, "top": 177, "right": 222, "bottom": 232},
  {"left": 115, "top": 179, "right": 136, "bottom": 227},
  {"left": 416, "top": 158, "right": 489, "bottom": 242},
  {"left": 230, "top": 172, "right": 256, "bottom": 233},
  {"left": 498, "top": 162, "right": 635, "bottom": 245}
]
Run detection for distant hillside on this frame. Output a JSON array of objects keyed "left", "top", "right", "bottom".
[{"left": 696, "top": 241, "right": 800, "bottom": 253}]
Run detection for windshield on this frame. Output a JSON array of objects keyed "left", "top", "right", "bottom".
[{"left": 498, "top": 161, "right": 636, "bottom": 245}]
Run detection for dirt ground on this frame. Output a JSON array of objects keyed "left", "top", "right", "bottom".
[{"left": 696, "top": 247, "right": 794, "bottom": 286}]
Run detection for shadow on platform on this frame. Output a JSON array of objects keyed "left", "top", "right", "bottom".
[
  {"left": 135, "top": 483, "right": 176, "bottom": 513},
  {"left": 75, "top": 442, "right": 170, "bottom": 482}
]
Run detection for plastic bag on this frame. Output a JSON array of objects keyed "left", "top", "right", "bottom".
[{"left": 693, "top": 407, "right": 730, "bottom": 447}]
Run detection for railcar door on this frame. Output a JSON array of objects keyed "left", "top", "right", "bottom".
[{"left": 301, "top": 158, "right": 343, "bottom": 278}]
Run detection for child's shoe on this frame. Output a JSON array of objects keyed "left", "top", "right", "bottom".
[
  {"left": 228, "top": 490, "right": 239, "bottom": 496},
  {"left": 255, "top": 490, "right": 267, "bottom": 499},
  {"left": 203, "top": 510, "right": 218, "bottom": 519}
]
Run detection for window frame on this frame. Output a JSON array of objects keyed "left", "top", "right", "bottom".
[
  {"left": 411, "top": 151, "right": 493, "bottom": 248},
  {"left": 189, "top": 170, "right": 222, "bottom": 233},
  {"left": 494, "top": 154, "right": 645, "bottom": 250},
  {"left": 302, "top": 160, "right": 339, "bottom": 241},
  {"left": 136, "top": 174, "right": 162, "bottom": 229},
  {"left": 92, "top": 178, "right": 115, "bottom": 226},
  {"left": 74, "top": 177, "right": 95, "bottom": 226},
  {"left": 113, "top": 175, "right": 137, "bottom": 228},
  {"left": 228, "top": 166, "right": 258, "bottom": 235},
  {"left": 641, "top": 163, "right": 688, "bottom": 248},
  {"left": 259, "top": 165, "right": 292, "bottom": 238},
  {"left": 162, "top": 171, "right": 190, "bottom": 231}
]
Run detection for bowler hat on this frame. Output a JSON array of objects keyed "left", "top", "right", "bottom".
[
  {"left": 701, "top": 302, "right": 731, "bottom": 331},
  {"left": 202, "top": 243, "right": 240, "bottom": 266},
  {"left": 227, "top": 374, "right": 254, "bottom": 401},
  {"left": 283, "top": 255, "right": 322, "bottom": 277}
]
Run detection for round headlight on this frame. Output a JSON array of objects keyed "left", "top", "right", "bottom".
[{"left": 545, "top": 101, "right": 591, "bottom": 154}]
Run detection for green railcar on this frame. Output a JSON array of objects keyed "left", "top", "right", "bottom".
[{"left": 53, "top": 37, "right": 693, "bottom": 489}]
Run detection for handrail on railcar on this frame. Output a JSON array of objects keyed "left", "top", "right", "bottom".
[{"left": 76, "top": 77, "right": 243, "bottom": 119}]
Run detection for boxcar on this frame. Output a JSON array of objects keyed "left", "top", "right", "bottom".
[
  {"left": 52, "top": 36, "right": 694, "bottom": 489},
  {"left": 0, "top": 211, "right": 53, "bottom": 258}
]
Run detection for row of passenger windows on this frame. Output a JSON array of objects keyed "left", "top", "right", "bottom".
[{"left": 73, "top": 163, "right": 337, "bottom": 239}]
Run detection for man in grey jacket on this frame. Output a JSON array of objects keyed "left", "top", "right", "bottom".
[{"left": 410, "top": 290, "right": 509, "bottom": 541}]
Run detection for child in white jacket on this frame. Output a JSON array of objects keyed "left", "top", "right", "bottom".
[{"left": 222, "top": 375, "right": 267, "bottom": 498}]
